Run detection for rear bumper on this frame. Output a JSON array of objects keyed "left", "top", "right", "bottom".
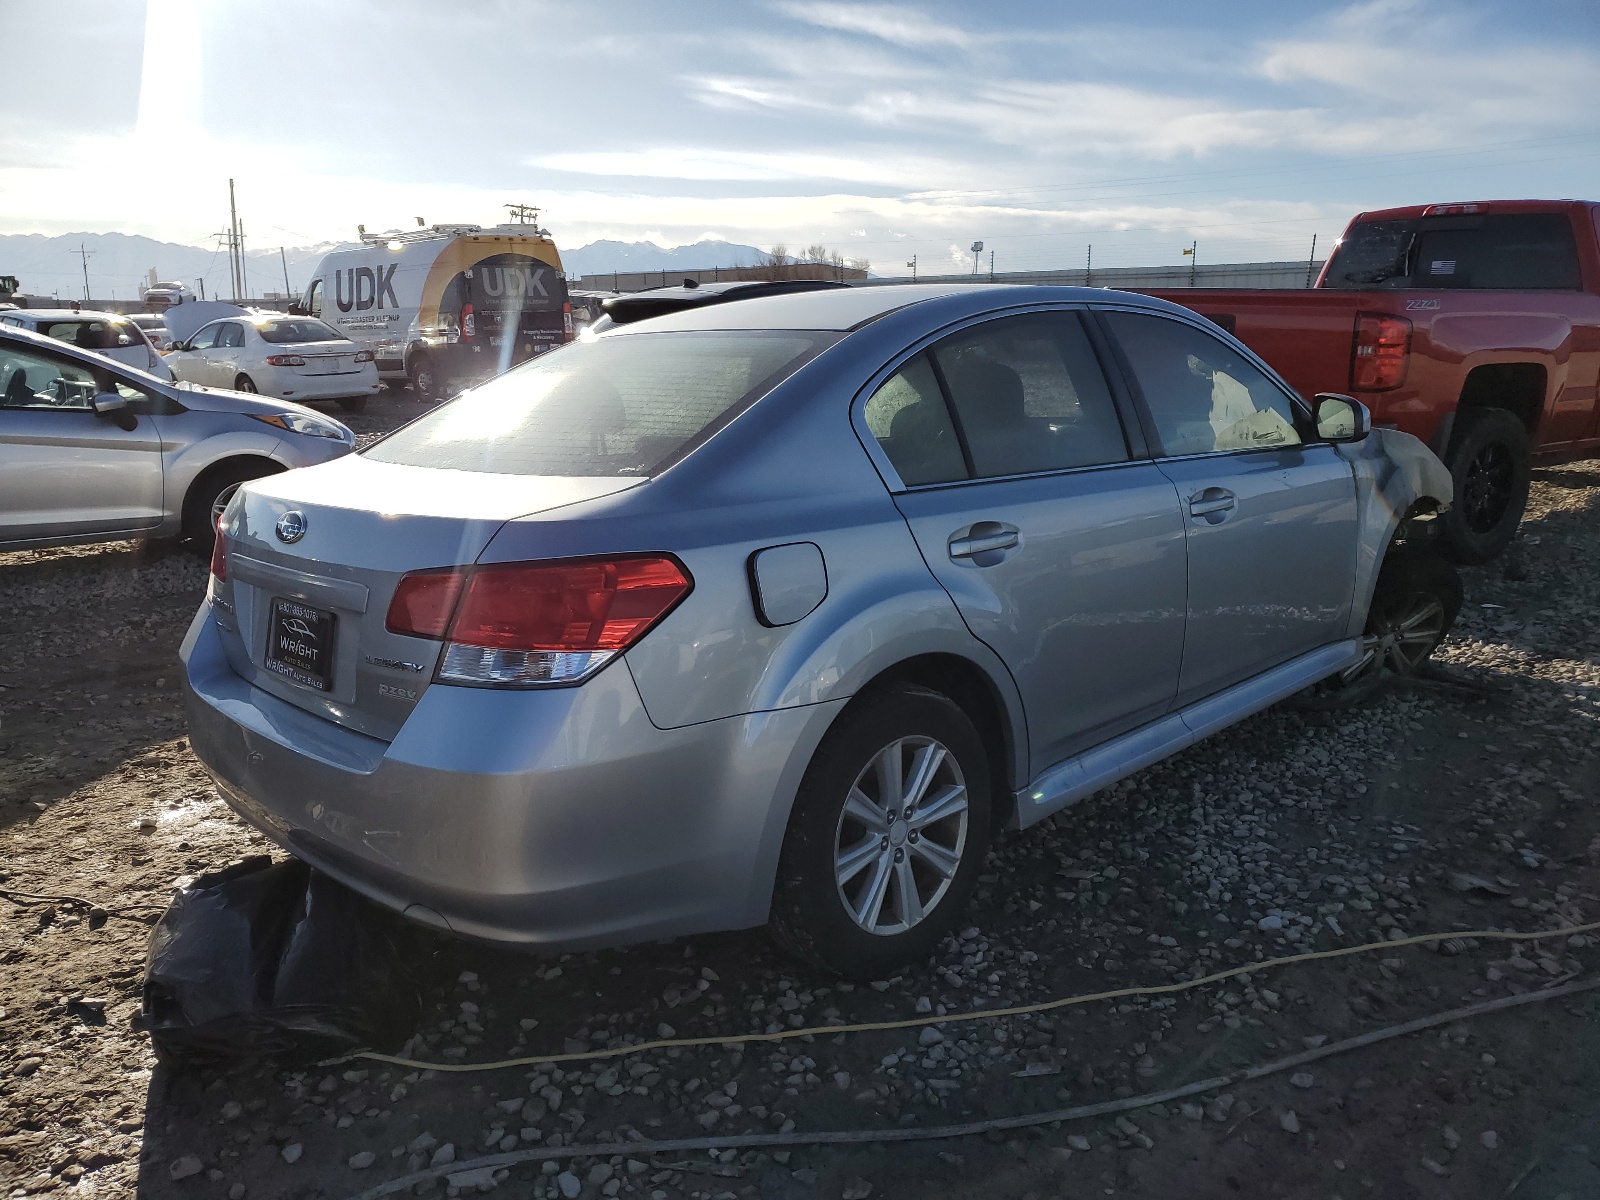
[
  {"left": 179, "top": 603, "right": 840, "bottom": 950},
  {"left": 264, "top": 364, "right": 381, "bottom": 401}
]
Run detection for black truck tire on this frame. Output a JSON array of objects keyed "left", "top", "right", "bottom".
[{"left": 1439, "top": 409, "right": 1531, "bottom": 564}]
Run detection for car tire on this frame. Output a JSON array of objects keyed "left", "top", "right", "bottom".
[
  {"left": 1439, "top": 409, "right": 1531, "bottom": 564},
  {"left": 769, "top": 684, "right": 992, "bottom": 978},
  {"left": 233, "top": 375, "right": 258, "bottom": 393},
  {"left": 1299, "top": 545, "right": 1462, "bottom": 708},
  {"left": 337, "top": 395, "right": 368, "bottom": 414},
  {"left": 182, "top": 460, "right": 283, "bottom": 550},
  {"left": 408, "top": 354, "right": 440, "bottom": 403}
]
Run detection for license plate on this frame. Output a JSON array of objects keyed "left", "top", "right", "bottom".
[
  {"left": 266, "top": 599, "right": 336, "bottom": 691},
  {"left": 304, "top": 357, "right": 347, "bottom": 375}
]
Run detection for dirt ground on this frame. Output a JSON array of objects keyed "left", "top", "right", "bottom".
[{"left": 2, "top": 390, "right": 1598, "bottom": 1200}]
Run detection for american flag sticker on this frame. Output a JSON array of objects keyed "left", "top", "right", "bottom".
[{"left": 1430, "top": 260, "right": 1456, "bottom": 274}]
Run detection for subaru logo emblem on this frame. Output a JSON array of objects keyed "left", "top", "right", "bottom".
[{"left": 275, "top": 510, "right": 307, "bottom": 543}]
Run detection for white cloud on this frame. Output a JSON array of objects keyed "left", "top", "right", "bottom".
[
  {"left": 775, "top": 2, "right": 972, "bottom": 48},
  {"left": 533, "top": 146, "right": 955, "bottom": 186}
]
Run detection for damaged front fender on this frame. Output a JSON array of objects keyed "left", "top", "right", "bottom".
[{"left": 1338, "top": 427, "right": 1454, "bottom": 638}]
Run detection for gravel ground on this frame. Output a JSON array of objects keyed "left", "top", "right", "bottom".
[{"left": 2, "top": 396, "right": 1598, "bottom": 1199}]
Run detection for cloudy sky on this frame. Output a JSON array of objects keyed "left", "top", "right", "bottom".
[{"left": 4, "top": 0, "right": 1599, "bottom": 274}]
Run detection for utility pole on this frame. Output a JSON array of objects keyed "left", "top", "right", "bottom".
[
  {"left": 1183, "top": 240, "right": 1198, "bottom": 287},
  {"left": 74, "top": 243, "right": 93, "bottom": 304},
  {"left": 239, "top": 223, "right": 249, "bottom": 300},
  {"left": 280, "top": 247, "right": 292, "bottom": 300},
  {"left": 988, "top": 248, "right": 994, "bottom": 281},
  {"left": 1085, "top": 244, "right": 1092, "bottom": 287},
  {"left": 906, "top": 255, "right": 917, "bottom": 281},
  {"left": 1305, "top": 233, "right": 1319, "bottom": 288},
  {"left": 228, "top": 178, "right": 241, "bottom": 301}
]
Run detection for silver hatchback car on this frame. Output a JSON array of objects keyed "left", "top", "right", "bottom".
[
  {"left": 0, "top": 324, "right": 355, "bottom": 551},
  {"left": 182, "top": 285, "right": 1458, "bottom": 977}
]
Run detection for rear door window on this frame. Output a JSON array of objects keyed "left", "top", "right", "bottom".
[
  {"left": 930, "top": 312, "right": 1128, "bottom": 477},
  {"left": 364, "top": 331, "right": 833, "bottom": 477},
  {"left": 188, "top": 323, "right": 223, "bottom": 350},
  {"left": 217, "top": 323, "right": 246, "bottom": 348}
]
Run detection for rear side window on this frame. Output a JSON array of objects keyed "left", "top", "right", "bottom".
[
  {"left": 1104, "top": 312, "right": 1304, "bottom": 456},
  {"left": 217, "top": 323, "right": 246, "bottom": 348},
  {"left": 1323, "top": 213, "right": 1581, "bottom": 290},
  {"left": 863, "top": 354, "right": 967, "bottom": 486},
  {"left": 364, "top": 331, "right": 832, "bottom": 477},
  {"left": 41, "top": 320, "right": 137, "bottom": 350}
]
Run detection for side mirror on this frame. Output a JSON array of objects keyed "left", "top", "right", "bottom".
[
  {"left": 287, "top": 303, "right": 306, "bottom": 316},
  {"left": 1313, "top": 393, "right": 1370, "bottom": 443},
  {"left": 93, "top": 391, "right": 137, "bottom": 430},
  {"left": 170, "top": 340, "right": 190, "bottom": 352}
]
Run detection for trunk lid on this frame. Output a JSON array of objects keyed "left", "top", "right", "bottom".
[
  {"left": 215, "top": 454, "right": 644, "bottom": 740},
  {"left": 286, "top": 340, "right": 362, "bottom": 377}
]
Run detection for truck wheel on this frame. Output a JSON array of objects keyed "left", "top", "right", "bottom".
[
  {"left": 1298, "top": 545, "right": 1462, "bottom": 708},
  {"left": 408, "top": 354, "right": 440, "bottom": 402},
  {"left": 769, "top": 685, "right": 991, "bottom": 979},
  {"left": 1440, "top": 409, "right": 1531, "bottom": 564}
]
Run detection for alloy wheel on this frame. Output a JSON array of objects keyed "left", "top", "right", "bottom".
[
  {"left": 1340, "top": 593, "right": 1447, "bottom": 684},
  {"left": 1461, "top": 441, "right": 1513, "bottom": 533},
  {"left": 834, "top": 736, "right": 969, "bottom": 936}
]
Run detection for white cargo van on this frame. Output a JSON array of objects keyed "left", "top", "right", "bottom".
[{"left": 296, "top": 218, "right": 572, "bottom": 400}]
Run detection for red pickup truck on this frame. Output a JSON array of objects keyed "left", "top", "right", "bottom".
[{"left": 1147, "top": 199, "right": 1600, "bottom": 562}]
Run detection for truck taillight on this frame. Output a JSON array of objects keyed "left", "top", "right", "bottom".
[
  {"left": 461, "top": 304, "right": 475, "bottom": 340},
  {"left": 386, "top": 555, "right": 692, "bottom": 686},
  {"left": 1351, "top": 313, "right": 1411, "bottom": 391},
  {"left": 562, "top": 302, "right": 574, "bottom": 341}
]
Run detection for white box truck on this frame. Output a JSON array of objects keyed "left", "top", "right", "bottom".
[{"left": 295, "top": 216, "right": 572, "bottom": 400}]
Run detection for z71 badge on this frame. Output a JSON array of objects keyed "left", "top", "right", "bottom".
[{"left": 1406, "top": 298, "right": 1441, "bottom": 311}]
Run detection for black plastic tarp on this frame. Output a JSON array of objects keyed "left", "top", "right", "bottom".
[{"left": 142, "top": 856, "right": 422, "bottom": 1066}]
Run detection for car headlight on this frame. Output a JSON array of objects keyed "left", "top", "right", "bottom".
[{"left": 251, "top": 411, "right": 351, "bottom": 440}]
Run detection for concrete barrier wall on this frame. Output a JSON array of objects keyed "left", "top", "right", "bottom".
[{"left": 573, "top": 260, "right": 1326, "bottom": 294}]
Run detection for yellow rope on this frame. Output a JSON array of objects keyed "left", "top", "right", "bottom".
[{"left": 342, "top": 918, "right": 1600, "bottom": 1074}]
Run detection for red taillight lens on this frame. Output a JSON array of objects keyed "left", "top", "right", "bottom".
[
  {"left": 386, "top": 568, "right": 468, "bottom": 639},
  {"left": 452, "top": 557, "right": 690, "bottom": 650},
  {"left": 562, "top": 301, "right": 574, "bottom": 340},
  {"left": 354, "top": 349, "right": 374, "bottom": 363},
  {"left": 209, "top": 514, "right": 228, "bottom": 582},
  {"left": 461, "top": 304, "right": 475, "bottom": 340},
  {"left": 265, "top": 353, "right": 306, "bottom": 366},
  {"left": 386, "top": 556, "right": 692, "bottom": 686},
  {"left": 1351, "top": 313, "right": 1411, "bottom": 391}
]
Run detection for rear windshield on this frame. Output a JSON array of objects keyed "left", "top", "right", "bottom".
[
  {"left": 258, "top": 318, "right": 346, "bottom": 344},
  {"left": 1323, "top": 212, "right": 1581, "bottom": 290},
  {"left": 363, "top": 330, "right": 833, "bottom": 477},
  {"left": 40, "top": 320, "right": 139, "bottom": 350}
]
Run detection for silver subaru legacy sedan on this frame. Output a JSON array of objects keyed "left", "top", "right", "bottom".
[
  {"left": 1, "top": 324, "right": 355, "bottom": 552},
  {"left": 181, "top": 285, "right": 1458, "bottom": 977}
]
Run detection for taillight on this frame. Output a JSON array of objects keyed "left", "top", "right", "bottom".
[
  {"left": 353, "top": 349, "right": 374, "bottom": 363},
  {"left": 265, "top": 354, "right": 306, "bottom": 366},
  {"left": 1351, "top": 313, "right": 1411, "bottom": 391},
  {"left": 209, "top": 513, "right": 228, "bottom": 583},
  {"left": 386, "top": 568, "right": 467, "bottom": 639},
  {"left": 386, "top": 555, "right": 692, "bottom": 686},
  {"left": 562, "top": 302, "right": 574, "bottom": 340},
  {"left": 461, "top": 304, "right": 475, "bottom": 340}
]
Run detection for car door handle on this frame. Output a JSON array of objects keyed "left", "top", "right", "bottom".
[
  {"left": 949, "top": 527, "right": 1019, "bottom": 559},
  {"left": 1188, "top": 488, "right": 1237, "bottom": 520}
]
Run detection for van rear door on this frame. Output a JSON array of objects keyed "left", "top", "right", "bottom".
[{"left": 469, "top": 254, "right": 569, "bottom": 370}]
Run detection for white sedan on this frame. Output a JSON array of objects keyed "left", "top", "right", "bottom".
[{"left": 166, "top": 315, "right": 380, "bottom": 412}]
